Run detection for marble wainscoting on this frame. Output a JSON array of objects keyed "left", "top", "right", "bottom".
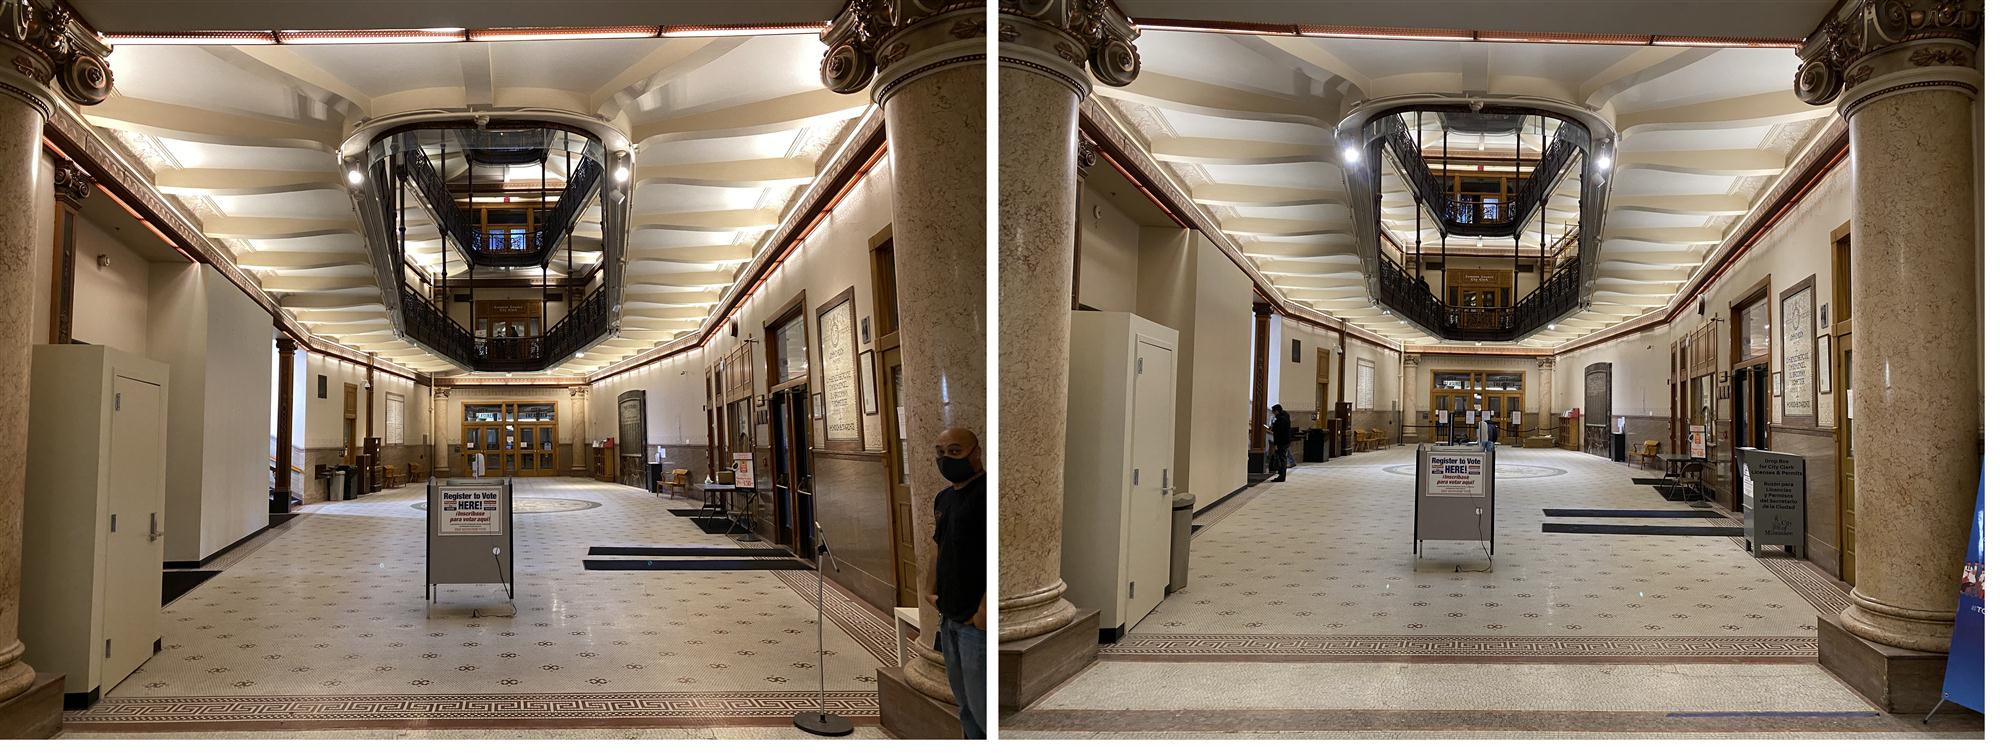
[
  {"left": 1771, "top": 425, "right": 1842, "bottom": 580},
  {"left": 811, "top": 450, "right": 898, "bottom": 615},
  {"left": 1618, "top": 416, "right": 1672, "bottom": 460},
  {"left": 299, "top": 446, "right": 437, "bottom": 504}
]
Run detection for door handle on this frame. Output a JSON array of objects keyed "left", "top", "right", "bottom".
[{"left": 149, "top": 512, "right": 163, "bottom": 543}]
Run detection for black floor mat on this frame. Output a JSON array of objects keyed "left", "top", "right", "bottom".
[
  {"left": 1542, "top": 523, "right": 1738, "bottom": 536},
  {"left": 691, "top": 517, "right": 746, "bottom": 535},
  {"left": 162, "top": 570, "right": 219, "bottom": 605},
  {"left": 582, "top": 558, "right": 812, "bottom": 571},
  {"left": 1632, "top": 478, "right": 1672, "bottom": 486},
  {"left": 1543, "top": 509, "right": 1724, "bottom": 518},
  {"left": 588, "top": 545, "right": 793, "bottom": 558},
  {"left": 666, "top": 508, "right": 723, "bottom": 517},
  {"left": 1653, "top": 486, "right": 1707, "bottom": 502}
]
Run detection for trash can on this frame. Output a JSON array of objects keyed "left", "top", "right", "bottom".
[
  {"left": 1611, "top": 432, "right": 1627, "bottom": 463},
  {"left": 1303, "top": 428, "right": 1328, "bottom": 463},
  {"left": 1169, "top": 493, "right": 1196, "bottom": 593},
  {"left": 329, "top": 468, "right": 348, "bottom": 501},
  {"left": 339, "top": 465, "right": 359, "bottom": 500}
]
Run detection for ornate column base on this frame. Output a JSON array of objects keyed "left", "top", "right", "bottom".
[
  {"left": 875, "top": 656, "right": 962, "bottom": 740},
  {"left": 0, "top": 671, "right": 61, "bottom": 739},
  {"left": 1816, "top": 615, "right": 1948, "bottom": 714}
]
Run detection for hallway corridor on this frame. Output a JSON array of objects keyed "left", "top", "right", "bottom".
[{"left": 1004, "top": 447, "right": 1979, "bottom": 737}]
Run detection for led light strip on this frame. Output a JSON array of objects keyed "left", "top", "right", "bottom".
[
  {"left": 1130, "top": 19, "right": 1799, "bottom": 49},
  {"left": 104, "top": 23, "right": 827, "bottom": 46}
]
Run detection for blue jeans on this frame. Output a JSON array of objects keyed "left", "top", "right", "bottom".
[{"left": 939, "top": 617, "right": 987, "bottom": 739}]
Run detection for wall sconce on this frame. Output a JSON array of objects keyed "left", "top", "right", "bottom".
[{"left": 95, "top": 254, "right": 110, "bottom": 269}]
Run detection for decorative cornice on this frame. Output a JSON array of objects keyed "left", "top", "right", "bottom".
[
  {"left": 1076, "top": 131, "right": 1096, "bottom": 180},
  {"left": 1795, "top": 0, "right": 1981, "bottom": 114},
  {"left": 50, "top": 153, "right": 88, "bottom": 206},
  {"left": 997, "top": 0, "right": 1140, "bottom": 98},
  {"left": 0, "top": 0, "right": 112, "bottom": 117},
  {"left": 821, "top": 1, "right": 987, "bottom": 103}
]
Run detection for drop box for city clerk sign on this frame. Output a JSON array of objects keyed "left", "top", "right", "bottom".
[{"left": 1737, "top": 447, "right": 1804, "bottom": 555}]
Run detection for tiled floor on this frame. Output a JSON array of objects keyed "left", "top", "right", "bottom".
[
  {"left": 1003, "top": 446, "right": 1976, "bottom": 738},
  {"left": 67, "top": 478, "right": 894, "bottom": 736}
]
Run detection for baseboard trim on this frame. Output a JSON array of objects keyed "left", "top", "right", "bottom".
[
  {"left": 62, "top": 686, "right": 99, "bottom": 711},
  {"left": 1194, "top": 484, "right": 1252, "bottom": 519}
]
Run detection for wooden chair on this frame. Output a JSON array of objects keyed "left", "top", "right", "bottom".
[
  {"left": 408, "top": 463, "right": 422, "bottom": 485},
  {"left": 382, "top": 466, "right": 406, "bottom": 489},
  {"left": 1364, "top": 429, "right": 1383, "bottom": 451},
  {"left": 657, "top": 468, "right": 692, "bottom": 499},
  {"left": 1631, "top": 439, "right": 1660, "bottom": 469}
]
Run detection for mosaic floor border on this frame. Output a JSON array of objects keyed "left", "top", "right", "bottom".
[
  {"left": 999, "top": 708, "right": 1982, "bottom": 736},
  {"left": 772, "top": 570, "right": 898, "bottom": 668},
  {"left": 1097, "top": 634, "right": 1818, "bottom": 662},
  {"left": 64, "top": 691, "right": 879, "bottom": 730}
]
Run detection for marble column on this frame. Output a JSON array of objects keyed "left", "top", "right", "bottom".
[
  {"left": 1402, "top": 353, "right": 1420, "bottom": 443},
  {"left": 821, "top": 3, "right": 988, "bottom": 726},
  {"left": 0, "top": 0, "right": 113, "bottom": 733},
  {"left": 432, "top": 386, "right": 451, "bottom": 476},
  {"left": 993, "top": 2, "right": 1138, "bottom": 712},
  {"left": 272, "top": 335, "right": 297, "bottom": 512},
  {"left": 1794, "top": 0, "right": 1980, "bottom": 711},
  {"left": 1537, "top": 356, "right": 1555, "bottom": 434},
  {"left": 568, "top": 386, "right": 588, "bottom": 475}
]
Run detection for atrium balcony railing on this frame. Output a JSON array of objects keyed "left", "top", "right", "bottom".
[
  {"left": 1380, "top": 116, "right": 1587, "bottom": 237},
  {"left": 399, "top": 144, "right": 604, "bottom": 268},
  {"left": 1376, "top": 252, "right": 1582, "bottom": 342},
  {"left": 397, "top": 285, "right": 610, "bottom": 372}
]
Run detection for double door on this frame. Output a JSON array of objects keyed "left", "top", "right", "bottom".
[
  {"left": 769, "top": 385, "right": 815, "bottom": 556},
  {"left": 461, "top": 401, "right": 559, "bottom": 477}
]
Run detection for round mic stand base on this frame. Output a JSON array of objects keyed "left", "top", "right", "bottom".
[{"left": 792, "top": 710, "right": 855, "bottom": 737}]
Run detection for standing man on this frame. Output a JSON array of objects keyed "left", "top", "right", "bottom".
[
  {"left": 1269, "top": 404, "right": 1292, "bottom": 482},
  {"left": 930, "top": 427, "right": 986, "bottom": 739}
]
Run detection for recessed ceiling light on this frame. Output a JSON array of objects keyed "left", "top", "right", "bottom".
[
  {"left": 1596, "top": 154, "right": 1612, "bottom": 171},
  {"left": 612, "top": 165, "right": 631, "bottom": 183},
  {"left": 346, "top": 168, "right": 365, "bottom": 186}
]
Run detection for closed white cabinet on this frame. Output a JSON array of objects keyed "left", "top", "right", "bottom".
[
  {"left": 1060, "top": 312, "right": 1178, "bottom": 639},
  {"left": 21, "top": 345, "right": 170, "bottom": 704}
]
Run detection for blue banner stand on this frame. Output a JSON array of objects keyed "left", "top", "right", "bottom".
[{"left": 1929, "top": 469, "right": 1984, "bottom": 720}]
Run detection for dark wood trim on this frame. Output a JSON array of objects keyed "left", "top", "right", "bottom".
[
  {"left": 761, "top": 288, "right": 810, "bottom": 389},
  {"left": 1250, "top": 302, "right": 1273, "bottom": 455},
  {"left": 272, "top": 334, "right": 298, "bottom": 511},
  {"left": 1771, "top": 424, "right": 1835, "bottom": 438},
  {"left": 811, "top": 449, "right": 884, "bottom": 462},
  {"left": 1728, "top": 274, "right": 1773, "bottom": 371},
  {"left": 49, "top": 197, "right": 77, "bottom": 345}
]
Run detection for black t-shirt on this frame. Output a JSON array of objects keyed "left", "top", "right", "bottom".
[
  {"left": 933, "top": 473, "right": 986, "bottom": 624},
  {"left": 1271, "top": 411, "right": 1291, "bottom": 443}
]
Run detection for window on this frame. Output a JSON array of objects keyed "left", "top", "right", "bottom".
[
  {"left": 384, "top": 393, "right": 404, "bottom": 445},
  {"left": 774, "top": 316, "right": 808, "bottom": 383},
  {"left": 1291, "top": 339, "right": 1301, "bottom": 363},
  {"left": 1737, "top": 293, "right": 1770, "bottom": 362},
  {"left": 1355, "top": 358, "right": 1375, "bottom": 411}
]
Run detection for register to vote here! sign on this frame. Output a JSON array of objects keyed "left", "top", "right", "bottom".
[
  {"left": 1426, "top": 452, "right": 1487, "bottom": 497},
  {"left": 439, "top": 488, "right": 502, "bottom": 536}
]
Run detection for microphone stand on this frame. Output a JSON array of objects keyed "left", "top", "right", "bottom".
[{"left": 794, "top": 520, "right": 854, "bottom": 737}]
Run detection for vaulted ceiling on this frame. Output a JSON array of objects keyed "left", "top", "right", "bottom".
[
  {"left": 93, "top": 33, "right": 865, "bottom": 376},
  {"left": 1097, "top": 31, "right": 1836, "bottom": 347}
]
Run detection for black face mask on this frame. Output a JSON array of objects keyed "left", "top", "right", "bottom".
[{"left": 937, "top": 455, "right": 978, "bottom": 484}]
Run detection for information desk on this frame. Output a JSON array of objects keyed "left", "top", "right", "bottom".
[
  {"left": 1413, "top": 444, "right": 1496, "bottom": 565},
  {"left": 426, "top": 477, "right": 515, "bottom": 606}
]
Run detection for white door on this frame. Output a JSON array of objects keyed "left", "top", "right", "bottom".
[
  {"left": 1124, "top": 339, "right": 1176, "bottom": 623},
  {"left": 103, "top": 375, "right": 164, "bottom": 691}
]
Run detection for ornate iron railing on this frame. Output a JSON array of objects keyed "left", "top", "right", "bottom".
[
  {"left": 399, "top": 145, "right": 602, "bottom": 268},
  {"left": 398, "top": 285, "right": 609, "bottom": 372},
  {"left": 1376, "top": 253, "right": 1581, "bottom": 341},
  {"left": 1381, "top": 117, "right": 1586, "bottom": 237}
]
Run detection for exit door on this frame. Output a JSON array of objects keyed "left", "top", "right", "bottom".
[
  {"left": 1125, "top": 338, "right": 1176, "bottom": 624},
  {"left": 770, "top": 386, "right": 814, "bottom": 555}
]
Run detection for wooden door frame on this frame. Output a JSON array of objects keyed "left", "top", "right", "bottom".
[{"left": 1830, "top": 222, "right": 1855, "bottom": 583}]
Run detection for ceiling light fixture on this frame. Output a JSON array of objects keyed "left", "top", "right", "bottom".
[
  {"left": 346, "top": 168, "right": 365, "bottom": 186},
  {"left": 613, "top": 165, "right": 631, "bottom": 183},
  {"left": 1342, "top": 145, "right": 1360, "bottom": 164},
  {"left": 1596, "top": 153, "right": 1612, "bottom": 171}
]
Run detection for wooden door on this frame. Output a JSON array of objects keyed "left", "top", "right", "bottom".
[
  {"left": 787, "top": 388, "right": 816, "bottom": 556},
  {"left": 1835, "top": 332, "right": 1855, "bottom": 582},
  {"left": 1583, "top": 363, "right": 1611, "bottom": 456},
  {"left": 881, "top": 348, "right": 918, "bottom": 606},
  {"left": 106, "top": 375, "right": 164, "bottom": 689},
  {"left": 1314, "top": 349, "right": 1331, "bottom": 430}
]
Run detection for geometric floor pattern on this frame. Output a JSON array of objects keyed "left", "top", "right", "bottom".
[
  {"left": 66, "top": 478, "right": 893, "bottom": 734},
  {"left": 1004, "top": 447, "right": 1984, "bottom": 738}
]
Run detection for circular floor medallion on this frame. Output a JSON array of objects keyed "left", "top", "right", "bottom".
[
  {"left": 1381, "top": 463, "right": 1567, "bottom": 479},
  {"left": 411, "top": 497, "right": 601, "bottom": 514}
]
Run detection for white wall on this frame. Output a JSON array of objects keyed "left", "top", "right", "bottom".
[
  {"left": 146, "top": 264, "right": 273, "bottom": 562},
  {"left": 1077, "top": 183, "right": 1140, "bottom": 313},
  {"left": 71, "top": 213, "right": 152, "bottom": 353},
  {"left": 1134, "top": 228, "right": 1252, "bottom": 508}
]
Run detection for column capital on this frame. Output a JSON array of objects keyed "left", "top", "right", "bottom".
[
  {"left": 1537, "top": 355, "right": 1556, "bottom": 369},
  {"left": 568, "top": 385, "right": 589, "bottom": 398},
  {"left": 1076, "top": 131, "right": 1097, "bottom": 180},
  {"left": 275, "top": 334, "right": 298, "bottom": 354},
  {"left": 49, "top": 152, "right": 86, "bottom": 206},
  {"left": 432, "top": 386, "right": 451, "bottom": 400},
  {"left": 1402, "top": 353, "right": 1421, "bottom": 368},
  {"left": 821, "top": 1, "right": 987, "bottom": 104},
  {"left": 997, "top": 0, "right": 1141, "bottom": 99},
  {"left": 0, "top": 0, "right": 112, "bottom": 119},
  {"left": 1795, "top": 0, "right": 1982, "bottom": 115}
]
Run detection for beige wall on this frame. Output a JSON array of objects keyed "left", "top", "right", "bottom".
[
  {"left": 71, "top": 213, "right": 153, "bottom": 353},
  {"left": 586, "top": 164, "right": 900, "bottom": 611},
  {"left": 1077, "top": 183, "right": 1141, "bottom": 313},
  {"left": 1134, "top": 228, "right": 1252, "bottom": 509}
]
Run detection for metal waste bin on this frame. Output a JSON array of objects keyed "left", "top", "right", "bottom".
[
  {"left": 339, "top": 464, "right": 359, "bottom": 500},
  {"left": 329, "top": 468, "right": 348, "bottom": 501},
  {"left": 1169, "top": 493, "right": 1195, "bottom": 593}
]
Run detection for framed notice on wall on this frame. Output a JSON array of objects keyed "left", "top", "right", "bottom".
[
  {"left": 859, "top": 349, "right": 878, "bottom": 416},
  {"left": 816, "top": 289, "right": 862, "bottom": 445},
  {"left": 1779, "top": 278, "right": 1815, "bottom": 422}
]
